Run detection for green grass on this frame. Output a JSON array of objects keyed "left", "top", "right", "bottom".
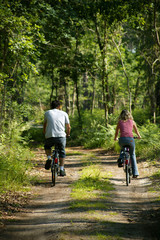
[
  {"left": 66, "top": 150, "right": 84, "bottom": 156},
  {"left": 70, "top": 153, "right": 114, "bottom": 211},
  {"left": 149, "top": 170, "right": 160, "bottom": 194},
  {"left": 96, "top": 233, "right": 122, "bottom": 240}
]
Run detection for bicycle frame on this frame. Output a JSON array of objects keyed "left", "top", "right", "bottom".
[
  {"left": 51, "top": 145, "right": 59, "bottom": 187},
  {"left": 122, "top": 146, "right": 132, "bottom": 186}
]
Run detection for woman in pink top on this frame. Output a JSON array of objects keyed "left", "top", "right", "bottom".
[{"left": 114, "top": 110, "right": 141, "bottom": 178}]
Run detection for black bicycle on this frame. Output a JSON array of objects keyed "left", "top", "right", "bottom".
[
  {"left": 121, "top": 146, "right": 132, "bottom": 186},
  {"left": 51, "top": 145, "right": 59, "bottom": 187}
]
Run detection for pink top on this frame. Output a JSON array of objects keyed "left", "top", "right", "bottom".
[{"left": 118, "top": 119, "right": 133, "bottom": 138}]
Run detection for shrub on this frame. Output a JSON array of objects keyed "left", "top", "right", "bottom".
[
  {"left": 135, "top": 123, "right": 160, "bottom": 161},
  {"left": 132, "top": 107, "right": 152, "bottom": 125},
  {"left": 0, "top": 121, "right": 34, "bottom": 192}
]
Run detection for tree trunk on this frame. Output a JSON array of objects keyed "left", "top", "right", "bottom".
[
  {"left": 50, "top": 67, "right": 54, "bottom": 105},
  {"left": 0, "top": 80, "right": 7, "bottom": 124},
  {"left": 75, "top": 74, "right": 82, "bottom": 129},
  {"left": 112, "top": 38, "right": 132, "bottom": 113},
  {"left": 72, "top": 85, "right": 76, "bottom": 115},
  {"left": 132, "top": 77, "right": 140, "bottom": 110},
  {"left": 147, "top": 73, "right": 157, "bottom": 123},
  {"left": 91, "top": 76, "right": 95, "bottom": 114},
  {"left": 73, "top": 36, "right": 82, "bottom": 130},
  {"left": 64, "top": 79, "right": 70, "bottom": 115},
  {"left": 95, "top": 18, "right": 109, "bottom": 126}
]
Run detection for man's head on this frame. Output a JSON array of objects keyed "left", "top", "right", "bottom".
[{"left": 51, "top": 100, "right": 61, "bottom": 109}]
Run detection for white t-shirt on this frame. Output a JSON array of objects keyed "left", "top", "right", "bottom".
[{"left": 44, "top": 109, "right": 70, "bottom": 138}]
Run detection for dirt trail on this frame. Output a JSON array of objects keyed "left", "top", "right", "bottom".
[{"left": 0, "top": 147, "right": 160, "bottom": 240}]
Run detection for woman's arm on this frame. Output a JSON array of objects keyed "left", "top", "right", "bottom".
[
  {"left": 114, "top": 123, "right": 120, "bottom": 141},
  {"left": 133, "top": 121, "right": 141, "bottom": 139}
]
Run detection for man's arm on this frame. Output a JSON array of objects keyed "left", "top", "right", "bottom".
[
  {"left": 66, "top": 123, "right": 71, "bottom": 136},
  {"left": 43, "top": 121, "right": 47, "bottom": 135}
]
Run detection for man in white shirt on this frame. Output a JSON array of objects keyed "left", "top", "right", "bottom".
[{"left": 43, "top": 100, "right": 71, "bottom": 176}]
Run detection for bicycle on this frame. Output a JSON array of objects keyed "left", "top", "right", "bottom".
[
  {"left": 118, "top": 137, "right": 138, "bottom": 186},
  {"left": 51, "top": 145, "right": 59, "bottom": 187},
  {"left": 121, "top": 146, "right": 132, "bottom": 186}
]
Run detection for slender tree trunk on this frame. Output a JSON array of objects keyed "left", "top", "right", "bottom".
[
  {"left": 0, "top": 80, "right": 7, "bottom": 124},
  {"left": 110, "top": 85, "right": 116, "bottom": 114},
  {"left": 72, "top": 85, "right": 76, "bottom": 115},
  {"left": 154, "top": 0, "right": 160, "bottom": 48},
  {"left": 112, "top": 38, "right": 132, "bottom": 112},
  {"left": 0, "top": 36, "right": 8, "bottom": 71},
  {"left": 155, "top": 79, "right": 160, "bottom": 115},
  {"left": 147, "top": 73, "right": 157, "bottom": 123},
  {"left": 83, "top": 72, "right": 90, "bottom": 110},
  {"left": 132, "top": 77, "right": 140, "bottom": 110},
  {"left": 75, "top": 74, "right": 82, "bottom": 129},
  {"left": 73, "top": 34, "right": 82, "bottom": 129},
  {"left": 101, "top": 53, "right": 107, "bottom": 124},
  {"left": 50, "top": 67, "right": 54, "bottom": 105},
  {"left": 95, "top": 18, "right": 109, "bottom": 126},
  {"left": 91, "top": 77, "right": 95, "bottom": 114},
  {"left": 64, "top": 79, "right": 69, "bottom": 115}
]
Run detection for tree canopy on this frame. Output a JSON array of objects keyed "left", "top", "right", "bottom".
[{"left": 0, "top": 0, "right": 160, "bottom": 129}]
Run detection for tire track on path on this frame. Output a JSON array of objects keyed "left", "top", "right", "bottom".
[{"left": 0, "top": 147, "right": 159, "bottom": 240}]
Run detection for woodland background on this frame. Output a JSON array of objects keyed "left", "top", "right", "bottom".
[{"left": 0, "top": 0, "right": 160, "bottom": 191}]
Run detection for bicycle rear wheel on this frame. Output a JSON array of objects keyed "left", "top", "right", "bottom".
[
  {"left": 126, "top": 165, "right": 129, "bottom": 186},
  {"left": 129, "top": 167, "right": 131, "bottom": 183},
  {"left": 51, "top": 164, "right": 57, "bottom": 186}
]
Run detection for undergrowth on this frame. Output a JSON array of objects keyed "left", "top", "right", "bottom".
[{"left": 0, "top": 121, "right": 34, "bottom": 193}]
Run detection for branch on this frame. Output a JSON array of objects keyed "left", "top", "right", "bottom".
[
  {"left": 112, "top": 37, "right": 129, "bottom": 90},
  {"left": 152, "top": 58, "right": 160, "bottom": 74}
]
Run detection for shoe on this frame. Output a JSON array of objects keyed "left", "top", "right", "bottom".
[
  {"left": 60, "top": 169, "right": 66, "bottom": 176},
  {"left": 117, "top": 158, "right": 123, "bottom": 167},
  {"left": 133, "top": 175, "right": 138, "bottom": 178},
  {"left": 45, "top": 159, "right": 51, "bottom": 170}
]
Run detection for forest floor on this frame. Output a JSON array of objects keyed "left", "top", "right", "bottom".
[{"left": 0, "top": 147, "right": 160, "bottom": 240}]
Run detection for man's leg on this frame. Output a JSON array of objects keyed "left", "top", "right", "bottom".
[
  {"left": 59, "top": 157, "right": 66, "bottom": 176},
  {"left": 45, "top": 149, "right": 52, "bottom": 158},
  {"left": 44, "top": 138, "right": 53, "bottom": 170},
  {"left": 59, "top": 158, "right": 65, "bottom": 167},
  {"left": 58, "top": 138, "right": 66, "bottom": 176}
]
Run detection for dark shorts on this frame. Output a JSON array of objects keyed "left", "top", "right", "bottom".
[{"left": 44, "top": 137, "right": 66, "bottom": 158}]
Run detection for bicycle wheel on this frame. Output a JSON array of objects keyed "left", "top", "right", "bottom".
[
  {"left": 126, "top": 165, "right": 129, "bottom": 186},
  {"left": 51, "top": 164, "right": 56, "bottom": 186},
  {"left": 129, "top": 167, "right": 131, "bottom": 183}
]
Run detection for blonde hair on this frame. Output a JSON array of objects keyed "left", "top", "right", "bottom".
[{"left": 119, "top": 110, "right": 133, "bottom": 121}]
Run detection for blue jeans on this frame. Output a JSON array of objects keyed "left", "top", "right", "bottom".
[{"left": 119, "top": 137, "right": 139, "bottom": 176}]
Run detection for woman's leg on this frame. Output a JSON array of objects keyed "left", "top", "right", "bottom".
[{"left": 129, "top": 139, "right": 139, "bottom": 176}]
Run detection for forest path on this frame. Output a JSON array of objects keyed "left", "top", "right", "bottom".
[{"left": 0, "top": 147, "right": 160, "bottom": 240}]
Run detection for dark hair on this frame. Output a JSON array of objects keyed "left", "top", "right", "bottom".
[{"left": 51, "top": 100, "right": 61, "bottom": 109}]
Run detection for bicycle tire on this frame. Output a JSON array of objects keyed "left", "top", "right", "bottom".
[
  {"left": 126, "top": 165, "right": 129, "bottom": 186},
  {"left": 51, "top": 164, "right": 56, "bottom": 186},
  {"left": 129, "top": 167, "right": 131, "bottom": 183}
]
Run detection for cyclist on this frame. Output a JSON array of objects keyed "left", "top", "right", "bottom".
[
  {"left": 114, "top": 109, "right": 141, "bottom": 178},
  {"left": 43, "top": 100, "right": 71, "bottom": 176}
]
